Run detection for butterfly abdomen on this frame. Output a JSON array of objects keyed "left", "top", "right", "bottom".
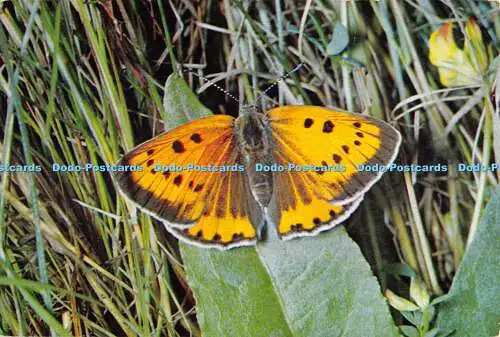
[{"left": 245, "top": 151, "right": 274, "bottom": 208}]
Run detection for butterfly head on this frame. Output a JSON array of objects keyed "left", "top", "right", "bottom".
[{"left": 238, "top": 104, "right": 263, "bottom": 116}]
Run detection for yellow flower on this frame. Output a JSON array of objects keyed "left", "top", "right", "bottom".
[
  {"left": 464, "top": 18, "right": 488, "bottom": 72},
  {"left": 429, "top": 19, "right": 488, "bottom": 87}
]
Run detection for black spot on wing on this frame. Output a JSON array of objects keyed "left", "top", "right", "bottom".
[
  {"left": 173, "top": 175, "right": 183, "bottom": 186},
  {"left": 304, "top": 118, "right": 314, "bottom": 128},
  {"left": 172, "top": 140, "right": 185, "bottom": 153},
  {"left": 322, "top": 120, "right": 334, "bottom": 133},
  {"left": 191, "top": 133, "right": 202, "bottom": 143}
]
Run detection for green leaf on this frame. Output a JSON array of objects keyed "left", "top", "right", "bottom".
[
  {"left": 165, "top": 74, "right": 399, "bottom": 337},
  {"left": 410, "top": 277, "right": 430, "bottom": 310},
  {"left": 399, "top": 325, "right": 419, "bottom": 337},
  {"left": 181, "top": 245, "right": 293, "bottom": 336},
  {"left": 182, "top": 228, "right": 399, "bottom": 337},
  {"left": 326, "top": 23, "right": 349, "bottom": 56},
  {"left": 424, "top": 305, "right": 436, "bottom": 323},
  {"left": 435, "top": 187, "right": 500, "bottom": 337},
  {"left": 424, "top": 328, "right": 440, "bottom": 337},
  {"left": 401, "top": 310, "right": 422, "bottom": 326},
  {"left": 162, "top": 73, "right": 212, "bottom": 130}
]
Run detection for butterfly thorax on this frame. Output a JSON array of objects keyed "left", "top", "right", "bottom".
[
  {"left": 234, "top": 105, "right": 274, "bottom": 208},
  {"left": 235, "top": 106, "right": 269, "bottom": 152}
]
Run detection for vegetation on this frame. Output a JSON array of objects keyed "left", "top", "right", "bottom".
[{"left": 0, "top": 0, "right": 498, "bottom": 336}]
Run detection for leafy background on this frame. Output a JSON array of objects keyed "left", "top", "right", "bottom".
[{"left": 0, "top": 1, "right": 498, "bottom": 336}]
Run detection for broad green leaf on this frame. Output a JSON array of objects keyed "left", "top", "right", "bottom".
[
  {"left": 436, "top": 187, "right": 500, "bottom": 336},
  {"left": 327, "top": 23, "right": 349, "bottom": 56},
  {"left": 163, "top": 73, "right": 212, "bottom": 129},
  {"left": 182, "top": 228, "right": 399, "bottom": 337},
  {"left": 181, "top": 245, "right": 293, "bottom": 337},
  {"left": 164, "top": 74, "right": 399, "bottom": 337}
]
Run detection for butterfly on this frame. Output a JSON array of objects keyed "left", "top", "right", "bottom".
[{"left": 113, "top": 104, "right": 401, "bottom": 250}]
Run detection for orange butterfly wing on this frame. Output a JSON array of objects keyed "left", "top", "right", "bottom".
[
  {"left": 113, "top": 115, "right": 261, "bottom": 249},
  {"left": 267, "top": 105, "right": 401, "bottom": 237}
]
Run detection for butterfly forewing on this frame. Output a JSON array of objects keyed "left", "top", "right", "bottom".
[{"left": 267, "top": 106, "right": 401, "bottom": 205}]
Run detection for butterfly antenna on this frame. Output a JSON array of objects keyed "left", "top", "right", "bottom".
[
  {"left": 183, "top": 68, "right": 240, "bottom": 103},
  {"left": 256, "top": 62, "right": 304, "bottom": 103}
]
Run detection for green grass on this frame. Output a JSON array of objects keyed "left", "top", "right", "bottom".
[{"left": 0, "top": 0, "right": 498, "bottom": 336}]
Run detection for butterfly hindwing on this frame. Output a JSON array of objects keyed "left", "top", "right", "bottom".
[
  {"left": 172, "top": 165, "right": 263, "bottom": 249},
  {"left": 267, "top": 106, "right": 401, "bottom": 205},
  {"left": 114, "top": 115, "right": 260, "bottom": 248},
  {"left": 269, "top": 165, "right": 364, "bottom": 238}
]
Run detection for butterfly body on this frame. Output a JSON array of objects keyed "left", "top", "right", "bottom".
[
  {"left": 234, "top": 106, "right": 274, "bottom": 208},
  {"left": 114, "top": 105, "right": 401, "bottom": 249}
]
